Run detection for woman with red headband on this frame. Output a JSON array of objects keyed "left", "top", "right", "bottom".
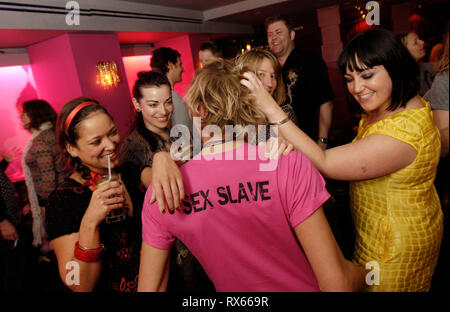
[{"left": 45, "top": 97, "right": 145, "bottom": 292}]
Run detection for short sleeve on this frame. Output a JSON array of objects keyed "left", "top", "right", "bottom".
[
  {"left": 364, "top": 116, "right": 423, "bottom": 152},
  {"left": 141, "top": 186, "right": 175, "bottom": 250},
  {"left": 46, "top": 183, "right": 91, "bottom": 241},
  {"left": 276, "top": 151, "right": 330, "bottom": 228}
]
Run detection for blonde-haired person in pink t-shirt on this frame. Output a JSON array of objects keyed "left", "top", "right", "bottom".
[{"left": 137, "top": 59, "right": 366, "bottom": 292}]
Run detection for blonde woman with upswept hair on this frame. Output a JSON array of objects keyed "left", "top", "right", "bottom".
[{"left": 138, "top": 59, "right": 366, "bottom": 292}]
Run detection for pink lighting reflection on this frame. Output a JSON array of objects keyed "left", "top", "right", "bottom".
[
  {"left": 0, "top": 65, "right": 37, "bottom": 182},
  {"left": 122, "top": 55, "right": 151, "bottom": 97}
]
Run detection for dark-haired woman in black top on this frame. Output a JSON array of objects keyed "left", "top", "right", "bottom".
[{"left": 46, "top": 97, "right": 145, "bottom": 292}]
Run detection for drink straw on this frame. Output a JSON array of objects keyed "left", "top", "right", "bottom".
[{"left": 107, "top": 154, "right": 112, "bottom": 181}]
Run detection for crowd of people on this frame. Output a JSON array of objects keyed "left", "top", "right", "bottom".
[{"left": 0, "top": 14, "right": 448, "bottom": 293}]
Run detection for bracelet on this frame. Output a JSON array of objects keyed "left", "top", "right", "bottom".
[
  {"left": 74, "top": 241, "right": 104, "bottom": 263},
  {"left": 269, "top": 116, "right": 290, "bottom": 126},
  {"left": 77, "top": 242, "right": 104, "bottom": 251}
]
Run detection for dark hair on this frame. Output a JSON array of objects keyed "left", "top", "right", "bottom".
[
  {"left": 199, "top": 41, "right": 222, "bottom": 57},
  {"left": 397, "top": 32, "right": 410, "bottom": 46},
  {"left": 264, "top": 15, "right": 294, "bottom": 32},
  {"left": 150, "top": 47, "right": 181, "bottom": 74},
  {"left": 56, "top": 97, "right": 112, "bottom": 177},
  {"left": 21, "top": 99, "right": 57, "bottom": 130},
  {"left": 338, "top": 28, "right": 420, "bottom": 111},
  {"left": 131, "top": 71, "right": 172, "bottom": 152},
  {"left": 132, "top": 71, "right": 171, "bottom": 100}
]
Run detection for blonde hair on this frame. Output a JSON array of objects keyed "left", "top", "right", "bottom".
[
  {"left": 235, "top": 49, "right": 287, "bottom": 105},
  {"left": 436, "top": 32, "right": 449, "bottom": 73},
  {"left": 186, "top": 59, "right": 267, "bottom": 134}
]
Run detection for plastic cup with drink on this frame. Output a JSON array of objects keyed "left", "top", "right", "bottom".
[{"left": 94, "top": 155, "right": 128, "bottom": 224}]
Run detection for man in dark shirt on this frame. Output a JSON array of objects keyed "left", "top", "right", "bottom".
[{"left": 265, "top": 15, "right": 334, "bottom": 149}]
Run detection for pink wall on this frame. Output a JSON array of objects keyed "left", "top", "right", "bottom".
[
  {"left": 27, "top": 33, "right": 133, "bottom": 139},
  {"left": 153, "top": 35, "right": 195, "bottom": 98},
  {"left": 122, "top": 55, "right": 152, "bottom": 98},
  {"left": 188, "top": 34, "right": 211, "bottom": 70},
  {"left": 27, "top": 34, "right": 82, "bottom": 113},
  {"left": 0, "top": 65, "right": 37, "bottom": 182},
  {"left": 68, "top": 33, "right": 133, "bottom": 138},
  {"left": 121, "top": 34, "right": 210, "bottom": 100}
]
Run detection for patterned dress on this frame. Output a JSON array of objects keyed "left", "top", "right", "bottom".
[{"left": 350, "top": 98, "right": 443, "bottom": 291}]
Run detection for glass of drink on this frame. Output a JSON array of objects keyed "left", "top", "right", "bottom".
[{"left": 94, "top": 172, "right": 128, "bottom": 224}]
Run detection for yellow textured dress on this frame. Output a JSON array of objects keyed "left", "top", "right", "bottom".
[{"left": 350, "top": 98, "right": 443, "bottom": 292}]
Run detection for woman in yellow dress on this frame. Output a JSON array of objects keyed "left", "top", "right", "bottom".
[{"left": 241, "top": 28, "right": 443, "bottom": 292}]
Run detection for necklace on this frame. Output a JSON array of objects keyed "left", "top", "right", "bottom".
[{"left": 201, "top": 137, "right": 236, "bottom": 149}]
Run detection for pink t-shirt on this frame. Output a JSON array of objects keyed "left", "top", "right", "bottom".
[{"left": 142, "top": 143, "right": 329, "bottom": 291}]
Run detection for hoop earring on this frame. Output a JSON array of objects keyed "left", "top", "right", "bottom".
[{"left": 136, "top": 108, "right": 141, "bottom": 112}]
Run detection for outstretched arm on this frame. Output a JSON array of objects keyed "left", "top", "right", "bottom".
[{"left": 241, "top": 72, "right": 417, "bottom": 181}]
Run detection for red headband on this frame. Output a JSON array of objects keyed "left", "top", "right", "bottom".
[{"left": 65, "top": 101, "right": 97, "bottom": 132}]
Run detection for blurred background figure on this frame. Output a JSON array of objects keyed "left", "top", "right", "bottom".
[
  {"left": 399, "top": 32, "right": 435, "bottom": 95},
  {"left": 429, "top": 42, "right": 444, "bottom": 64},
  {"left": 424, "top": 29, "right": 449, "bottom": 292},
  {"left": 198, "top": 41, "right": 222, "bottom": 67},
  {"left": 19, "top": 99, "right": 68, "bottom": 261},
  {"left": 0, "top": 152, "right": 25, "bottom": 292},
  {"left": 265, "top": 15, "right": 334, "bottom": 150},
  {"left": 425, "top": 32, "right": 449, "bottom": 158}
]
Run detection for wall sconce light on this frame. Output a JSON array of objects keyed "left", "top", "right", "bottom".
[{"left": 96, "top": 61, "right": 120, "bottom": 89}]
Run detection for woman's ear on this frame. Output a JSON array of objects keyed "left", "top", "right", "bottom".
[
  {"left": 132, "top": 98, "right": 141, "bottom": 112},
  {"left": 65, "top": 143, "right": 79, "bottom": 158}
]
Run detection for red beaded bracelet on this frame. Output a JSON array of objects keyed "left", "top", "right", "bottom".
[{"left": 74, "top": 241, "right": 104, "bottom": 262}]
